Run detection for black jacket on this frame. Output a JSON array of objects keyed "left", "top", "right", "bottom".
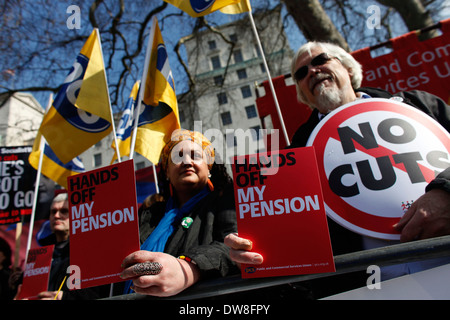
[
  {"left": 289, "top": 87, "right": 450, "bottom": 255},
  {"left": 139, "top": 185, "right": 239, "bottom": 279}
]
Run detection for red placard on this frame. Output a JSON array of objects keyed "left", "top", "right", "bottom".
[
  {"left": 18, "top": 245, "right": 54, "bottom": 300},
  {"left": 67, "top": 159, "right": 140, "bottom": 289},
  {"left": 232, "top": 147, "right": 335, "bottom": 278},
  {"left": 352, "top": 19, "right": 450, "bottom": 105},
  {"left": 307, "top": 98, "right": 450, "bottom": 240}
]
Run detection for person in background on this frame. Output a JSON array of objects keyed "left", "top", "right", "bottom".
[
  {"left": 120, "top": 129, "right": 239, "bottom": 297},
  {"left": 39, "top": 192, "right": 71, "bottom": 296},
  {"left": 290, "top": 41, "right": 450, "bottom": 250}
]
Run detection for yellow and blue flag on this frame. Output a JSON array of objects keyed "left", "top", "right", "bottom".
[
  {"left": 29, "top": 131, "right": 85, "bottom": 189},
  {"left": 134, "top": 17, "right": 180, "bottom": 164},
  {"left": 110, "top": 81, "right": 140, "bottom": 164},
  {"left": 39, "top": 29, "right": 112, "bottom": 164},
  {"left": 220, "top": 0, "right": 251, "bottom": 14},
  {"left": 164, "top": 0, "right": 241, "bottom": 17}
]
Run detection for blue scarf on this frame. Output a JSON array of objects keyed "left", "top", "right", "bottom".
[{"left": 124, "top": 187, "right": 210, "bottom": 294}]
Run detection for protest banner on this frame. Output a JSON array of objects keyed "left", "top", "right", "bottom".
[
  {"left": 17, "top": 245, "right": 54, "bottom": 299},
  {"left": 255, "top": 19, "right": 449, "bottom": 151},
  {"left": 232, "top": 147, "right": 335, "bottom": 278},
  {"left": 352, "top": 18, "right": 450, "bottom": 104},
  {"left": 67, "top": 159, "right": 140, "bottom": 289},
  {"left": 307, "top": 98, "right": 450, "bottom": 240},
  {"left": 0, "top": 146, "right": 37, "bottom": 225}
]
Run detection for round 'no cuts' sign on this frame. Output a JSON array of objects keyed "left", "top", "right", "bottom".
[{"left": 307, "top": 98, "right": 450, "bottom": 240}]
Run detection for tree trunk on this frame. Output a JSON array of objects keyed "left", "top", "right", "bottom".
[
  {"left": 376, "top": 0, "right": 439, "bottom": 40},
  {"left": 283, "top": 0, "right": 350, "bottom": 51}
]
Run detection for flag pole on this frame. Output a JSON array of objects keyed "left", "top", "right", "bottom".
[
  {"left": 95, "top": 28, "right": 121, "bottom": 163},
  {"left": 130, "top": 16, "right": 160, "bottom": 194},
  {"left": 152, "top": 165, "right": 159, "bottom": 194},
  {"left": 130, "top": 17, "right": 157, "bottom": 160},
  {"left": 97, "top": 29, "right": 122, "bottom": 297},
  {"left": 247, "top": 9, "right": 290, "bottom": 146},
  {"left": 25, "top": 93, "right": 53, "bottom": 262}
]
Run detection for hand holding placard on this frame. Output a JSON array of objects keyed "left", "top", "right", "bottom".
[{"left": 68, "top": 160, "right": 140, "bottom": 289}]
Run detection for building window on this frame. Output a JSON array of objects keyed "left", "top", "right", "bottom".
[
  {"left": 217, "top": 92, "right": 228, "bottom": 105},
  {"left": 237, "top": 68, "right": 247, "bottom": 79},
  {"left": 211, "top": 56, "right": 221, "bottom": 70},
  {"left": 245, "top": 105, "right": 257, "bottom": 119},
  {"left": 221, "top": 112, "right": 232, "bottom": 125},
  {"left": 178, "top": 109, "right": 185, "bottom": 123},
  {"left": 255, "top": 44, "right": 262, "bottom": 57},
  {"left": 241, "top": 85, "right": 252, "bottom": 99},
  {"left": 94, "top": 153, "right": 102, "bottom": 167},
  {"left": 250, "top": 125, "right": 262, "bottom": 141},
  {"left": 229, "top": 33, "right": 238, "bottom": 43},
  {"left": 208, "top": 40, "right": 216, "bottom": 50},
  {"left": 226, "top": 132, "right": 235, "bottom": 148},
  {"left": 233, "top": 49, "right": 243, "bottom": 63},
  {"left": 214, "top": 75, "right": 224, "bottom": 86},
  {"left": 260, "top": 63, "right": 266, "bottom": 73}
]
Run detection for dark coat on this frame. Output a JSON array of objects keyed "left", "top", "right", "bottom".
[{"left": 138, "top": 185, "right": 239, "bottom": 279}]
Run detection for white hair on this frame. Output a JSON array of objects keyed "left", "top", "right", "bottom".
[
  {"left": 291, "top": 42, "right": 363, "bottom": 105},
  {"left": 52, "top": 192, "right": 68, "bottom": 204}
]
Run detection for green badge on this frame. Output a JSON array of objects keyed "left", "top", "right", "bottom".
[{"left": 181, "top": 217, "right": 193, "bottom": 229}]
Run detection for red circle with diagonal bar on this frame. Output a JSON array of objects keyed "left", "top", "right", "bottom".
[{"left": 307, "top": 98, "right": 450, "bottom": 239}]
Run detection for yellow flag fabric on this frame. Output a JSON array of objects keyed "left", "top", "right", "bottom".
[
  {"left": 219, "top": 0, "right": 251, "bottom": 14},
  {"left": 164, "top": 0, "right": 240, "bottom": 17},
  {"left": 135, "top": 18, "right": 180, "bottom": 164},
  {"left": 29, "top": 130, "right": 85, "bottom": 189},
  {"left": 110, "top": 81, "right": 140, "bottom": 164},
  {"left": 39, "top": 29, "right": 112, "bottom": 164}
]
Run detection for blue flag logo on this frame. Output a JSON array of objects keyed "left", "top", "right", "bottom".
[
  {"left": 53, "top": 54, "right": 111, "bottom": 133},
  {"left": 156, "top": 44, "right": 175, "bottom": 90},
  {"left": 138, "top": 43, "right": 173, "bottom": 126}
]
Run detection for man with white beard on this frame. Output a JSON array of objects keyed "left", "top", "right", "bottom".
[{"left": 225, "top": 41, "right": 450, "bottom": 296}]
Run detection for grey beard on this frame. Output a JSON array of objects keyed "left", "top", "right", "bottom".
[{"left": 313, "top": 84, "right": 343, "bottom": 114}]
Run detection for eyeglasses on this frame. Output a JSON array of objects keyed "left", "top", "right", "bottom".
[{"left": 294, "top": 52, "right": 336, "bottom": 81}]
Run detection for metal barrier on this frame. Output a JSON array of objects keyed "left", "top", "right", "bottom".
[{"left": 105, "top": 235, "right": 450, "bottom": 300}]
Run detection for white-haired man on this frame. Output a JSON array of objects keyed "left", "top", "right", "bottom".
[{"left": 225, "top": 41, "right": 450, "bottom": 294}]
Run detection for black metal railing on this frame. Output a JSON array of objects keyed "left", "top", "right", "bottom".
[{"left": 104, "top": 235, "right": 450, "bottom": 300}]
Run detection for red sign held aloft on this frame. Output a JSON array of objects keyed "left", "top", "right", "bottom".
[{"left": 232, "top": 147, "right": 335, "bottom": 278}]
